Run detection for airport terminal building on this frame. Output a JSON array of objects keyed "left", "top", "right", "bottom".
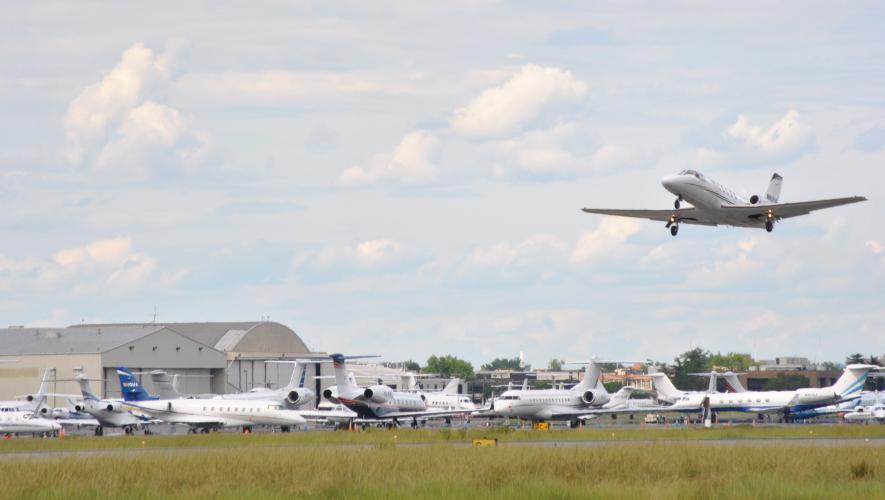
[{"left": 0, "top": 321, "right": 325, "bottom": 404}]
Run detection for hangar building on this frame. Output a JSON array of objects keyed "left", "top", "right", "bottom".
[{"left": 0, "top": 321, "right": 323, "bottom": 404}]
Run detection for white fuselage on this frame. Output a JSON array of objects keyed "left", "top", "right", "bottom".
[
  {"left": 671, "top": 387, "right": 840, "bottom": 414},
  {"left": 843, "top": 404, "right": 885, "bottom": 423},
  {"left": 492, "top": 389, "right": 588, "bottom": 420},
  {"left": 424, "top": 393, "right": 477, "bottom": 412},
  {"left": 0, "top": 409, "right": 62, "bottom": 434},
  {"left": 662, "top": 171, "right": 766, "bottom": 227},
  {"left": 335, "top": 388, "right": 428, "bottom": 419},
  {"left": 124, "top": 399, "right": 306, "bottom": 428}
]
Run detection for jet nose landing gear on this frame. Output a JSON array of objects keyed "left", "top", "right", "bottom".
[
  {"left": 765, "top": 220, "right": 774, "bottom": 232},
  {"left": 670, "top": 224, "right": 679, "bottom": 236},
  {"left": 674, "top": 196, "right": 682, "bottom": 209}
]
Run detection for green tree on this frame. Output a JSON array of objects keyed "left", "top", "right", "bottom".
[
  {"left": 403, "top": 360, "right": 420, "bottom": 372},
  {"left": 708, "top": 352, "right": 754, "bottom": 371},
  {"left": 603, "top": 381, "right": 623, "bottom": 393},
  {"left": 672, "top": 348, "right": 711, "bottom": 391},
  {"left": 482, "top": 357, "right": 524, "bottom": 371},
  {"left": 762, "top": 374, "right": 809, "bottom": 391},
  {"left": 819, "top": 361, "right": 838, "bottom": 371},
  {"left": 868, "top": 355, "right": 881, "bottom": 366},
  {"left": 846, "top": 353, "right": 865, "bottom": 364},
  {"left": 423, "top": 355, "right": 474, "bottom": 379},
  {"left": 547, "top": 359, "right": 563, "bottom": 371}
]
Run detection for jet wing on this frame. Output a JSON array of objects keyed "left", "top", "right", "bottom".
[
  {"left": 581, "top": 207, "right": 719, "bottom": 226},
  {"left": 55, "top": 418, "right": 101, "bottom": 427},
  {"left": 575, "top": 404, "right": 701, "bottom": 418},
  {"left": 719, "top": 196, "right": 867, "bottom": 220},
  {"left": 368, "top": 409, "right": 473, "bottom": 421}
]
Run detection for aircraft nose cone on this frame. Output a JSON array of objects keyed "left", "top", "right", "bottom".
[{"left": 661, "top": 176, "right": 676, "bottom": 189}]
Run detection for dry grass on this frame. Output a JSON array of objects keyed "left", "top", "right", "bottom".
[
  {"left": 1, "top": 423, "right": 883, "bottom": 454},
  {"left": 0, "top": 442, "right": 883, "bottom": 499}
]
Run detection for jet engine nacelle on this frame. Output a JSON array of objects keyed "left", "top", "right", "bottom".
[
  {"left": 750, "top": 194, "right": 760, "bottom": 204},
  {"left": 25, "top": 394, "right": 36, "bottom": 402},
  {"left": 105, "top": 402, "right": 123, "bottom": 412},
  {"left": 581, "top": 390, "right": 610, "bottom": 406},
  {"left": 74, "top": 404, "right": 84, "bottom": 412},
  {"left": 363, "top": 385, "right": 393, "bottom": 404},
  {"left": 794, "top": 388, "right": 835, "bottom": 405},
  {"left": 286, "top": 388, "right": 316, "bottom": 407}
]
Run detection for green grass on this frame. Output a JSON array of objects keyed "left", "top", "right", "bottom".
[
  {"left": 1, "top": 443, "right": 883, "bottom": 499},
  {"left": 1, "top": 424, "right": 884, "bottom": 454}
]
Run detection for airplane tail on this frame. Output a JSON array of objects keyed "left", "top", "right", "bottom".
[
  {"left": 609, "top": 386, "right": 637, "bottom": 406},
  {"left": 37, "top": 368, "right": 54, "bottom": 397},
  {"left": 149, "top": 370, "right": 181, "bottom": 399},
  {"left": 574, "top": 362, "right": 602, "bottom": 392},
  {"left": 330, "top": 354, "right": 360, "bottom": 393},
  {"left": 117, "top": 367, "right": 157, "bottom": 401},
  {"left": 830, "top": 365, "right": 877, "bottom": 399},
  {"left": 723, "top": 372, "right": 746, "bottom": 393},
  {"left": 76, "top": 374, "right": 101, "bottom": 401},
  {"left": 650, "top": 373, "right": 681, "bottom": 401},
  {"left": 441, "top": 378, "right": 460, "bottom": 395},
  {"left": 765, "top": 173, "right": 783, "bottom": 203}
]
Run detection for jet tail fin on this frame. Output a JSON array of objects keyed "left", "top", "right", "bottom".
[
  {"left": 442, "top": 378, "right": 461, "bottom": 395},
  {"left": 831, "top": 364, "right": 877, "bottom": 399},
  {"left": 117, "top": 367, "right": 157, "bottom": 401},
  {"left": 650, "top": 373, "right": 681, "bottom": 401},
  {"left": 76, "top": 374, "right": 100, "bottom": 401},
  {"left": 765, "top": 173, "right": 783, "bottom": 203}
]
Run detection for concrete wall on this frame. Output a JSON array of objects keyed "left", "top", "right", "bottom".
[{"left": 0, "top": 353, "right": 102, "bottom": 403}]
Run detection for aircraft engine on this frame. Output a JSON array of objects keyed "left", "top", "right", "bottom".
[
  {"left": 794, "top": 388, "right": 835, "bottom": 405},
  {"left": 750, "top": 194, "right": 760, "bottom": 204},
  {"left": 105, "top": 402, "right": 123, "bottom": 412},
  {"left": 322, "top": 388, "right": 334, "bottom": 399},
  {"left": 39, "top": 407, "right": 49, "bottom": 415},
  {"left": 363, "top": 385, "right": 393, "bottom": 404},
  {"left": 581, "top": 390, "right": 610, "bottom": 406},
  {"left": 25, "top": 394, "right": 36, "bottom": 402},
  {"left": 286, "top": 388, "right": 316, "bottom": 406},
  {"left": 74, "top": 404, "right": 84, "bottom": 412}
]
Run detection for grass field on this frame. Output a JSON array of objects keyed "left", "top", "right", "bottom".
[
  {"left": 1, "top": 442, "right": 883, "bottom": 499},
  {"left": 1, "top": 425, "right": 884, "bottom": 498},
  {"left": 2, "top": 423, "right": 884, "bottom": 453}
]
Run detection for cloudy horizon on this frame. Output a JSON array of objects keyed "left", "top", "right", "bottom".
[{"left": 2, "top": 2, "right": 883, "bottom": 368}]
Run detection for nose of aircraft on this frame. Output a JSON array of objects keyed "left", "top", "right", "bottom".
[{"left": 661, "top": 175, "right": 679, "bottom": 194}]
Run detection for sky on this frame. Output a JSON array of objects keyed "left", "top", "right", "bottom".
[{"left": 1, "top": 2, "right": 883, "bottom": 368}]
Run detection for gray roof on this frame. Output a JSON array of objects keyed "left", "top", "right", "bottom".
[
  {"left": 74, "top": 321, "right": 308, "bottom": 353},
  {"left": 0, "top": 325, "right": 165, "bottom": 355}
]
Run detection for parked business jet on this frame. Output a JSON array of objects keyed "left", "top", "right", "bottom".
[
  {"left": 214, "top": 360, "right": 325, "bottom": 409},
  {"left": 0, "top": 408, "right": 61, "bottom": 436},
  {"left": 322, "top": 354, "right": 472, "bottom": 426},
  {"left": 489, "top": 359, "right": 634, "bottom": 424},
  {"left": 72, "top": 374, "right": 150, "bottom": 436},
  {"left": 420, "top": 379, "right": 477, "bottom": 412},
  {"left": 652, "top": 371, "right": 746, "bottom": 404},
  {"left": 843, "top": 404, "right": 885, "bottom": 423},
  {"left": 117, "top": 367, "right": 306, "bottom": 433},
  {"left": 582, "top": 171, "right": 866, "bottom": 236}
]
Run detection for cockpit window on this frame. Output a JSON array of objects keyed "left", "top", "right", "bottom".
[{"left": 679, "top": 169, "right": 703, "bottom": 180}]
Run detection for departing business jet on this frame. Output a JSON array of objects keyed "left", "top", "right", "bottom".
[{"left": 582, "top": 171, "right": 866, "bottom": 236}]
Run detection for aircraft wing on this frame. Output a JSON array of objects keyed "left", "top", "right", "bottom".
[
  {"left": 575, "top": 404, "right": 701, "bottom": 418},
  {"left": 581, "top": 207, "right": 719, "bottom": 226},
  {"left": 370, "top": 409, "right": 473, "bottom": 420},
  {"left": 55, "top": 418, "right": 101, "bottom": 427},
  {"left": 719, "top": 196, "right": 867, "bottom": 220}
]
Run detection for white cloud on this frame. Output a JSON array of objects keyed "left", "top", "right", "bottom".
[
  {"left": 725, "top": 110, "right": 814, "bottom": 163},
  {"left": 458, "top": 234, "right": 567, "bottom": 281},
  {"left": 64, "top": 43, "right": 211, "bottom": 177},
  {"left": 451, "top": 64, "right": 587, "bottom": 139},
  {"left": 2, "top": 238, "right": 155, "bottom": 295},
  {"left": 293, "top": 239, "right": 413, "bottom": 282},
  {"left": 865, "top": 240, "right": 883, "bottom": 254},
  {"left": 338, "top": 130, "right": 439, "bottom": 186},
  {"left": 571, "top": 218, "right": 642, "bottom": 264}
]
